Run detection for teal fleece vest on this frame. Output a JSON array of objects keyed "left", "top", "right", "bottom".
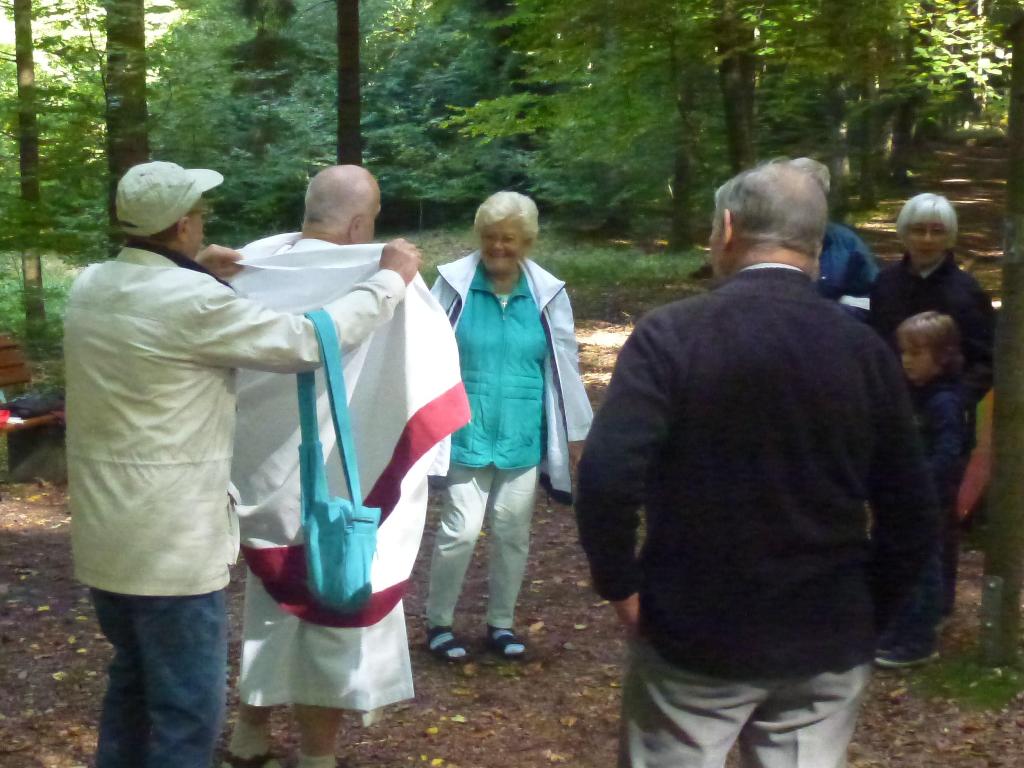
[{"left": 450, "top": 265, "right": 548, "bottom": 469}]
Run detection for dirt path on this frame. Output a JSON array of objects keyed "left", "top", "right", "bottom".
[
  {"left": 0, "top": 445, "right": 1018, "bottom": 768},
  {"left": 2, "top": 143, "right": 1022, "bottom": 767}
]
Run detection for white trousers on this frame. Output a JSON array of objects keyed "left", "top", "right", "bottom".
[
  {"left": 620, "top": 639, "right": 871, "bottom": 768},
  {"left": 425, "top": 464, "right": 538, "bottom": 629}
]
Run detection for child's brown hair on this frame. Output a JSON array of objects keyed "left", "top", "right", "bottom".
[{"left": 896, "top": 311, "right": 963, "bottom": 377}]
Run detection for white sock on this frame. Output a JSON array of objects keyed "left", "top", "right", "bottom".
[
  {"left": 298, "top": 754, "right": 336, "bottom": 768},
  {"left": 227, "top": 717, "right": 271, "bottom": 759}
]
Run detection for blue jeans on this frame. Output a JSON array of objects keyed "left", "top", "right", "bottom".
[
  {"left": 91, "top": 589, "right": 227, "bottom": 768},
  {"left": 877, "top": 546, "right": 943, "bottom": 657}
]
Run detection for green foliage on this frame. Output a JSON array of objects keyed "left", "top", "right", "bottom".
[
  {"left": 0, "top": 0, "right": 109, "bottom": 264},
  {"left": 2, "top": 0, "right": 1012, "bottom": 255},
  {"left": 147, "top": 0, "right": 334, "bottom": 244},
  {"left": 406, "top": 225, "right": 707, "bottom": 322},
  {"left": 0, "top": 0, "right": 1016, "bottom": 352},
  {"left": 901, "top": 1, "right": 1009, "bottom": 112},
  {"left": 237, "top": 0, "right": 297, "bottom": 30},
  {"left": 446, "top": 0, "right": 724, "bottom": 235},
  {"left": 0, "top": 254, "right": 77, "bottom": 358},
  {"left": 362, "top": 0, "right": 526, "bottom": 222},
  {"left": 992, "top": 0, "right": 1024, "bottom": 28}
]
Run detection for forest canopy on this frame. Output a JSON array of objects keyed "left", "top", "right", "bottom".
[{"left": 0, "top": 1, "right": 1015, "bottom": 266}]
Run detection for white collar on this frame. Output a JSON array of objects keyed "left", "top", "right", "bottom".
[
  {"left": 915, "top": 260, "right": 944, "bottom": 279},
  {"left": 237, "top": 232, "right": 382, "bottom": 270},
  {"left": 437, "top": 251, "right": 565, "bottom": 310},
  {"left": 740, "top": 263, "right": 805, "bottom": 273},
  {"left": 289, "top": 237, "right": 346, "bottom": 251}
]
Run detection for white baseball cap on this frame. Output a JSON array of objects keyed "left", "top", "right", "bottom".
[{"left": 116, "top": 161, "right": 224, "bottom": 236}]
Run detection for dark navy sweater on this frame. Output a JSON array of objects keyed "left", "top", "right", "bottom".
[
  {"left": 577, "top": 268, "right": 939, "bottom": 679},
  {"left": 911, "top": 377, "right": 968, "bottom": 507}
]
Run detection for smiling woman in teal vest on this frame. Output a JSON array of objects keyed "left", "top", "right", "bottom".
[{"left": 425, "top": 191, "right": 593, "bottom": 662}]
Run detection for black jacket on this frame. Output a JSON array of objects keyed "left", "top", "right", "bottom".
[
  {"left": 576, "top": 268, "right": 938, "bottom": 679},
  {"left": 870, "top": 253, "right": 995, "bottom": 407}
]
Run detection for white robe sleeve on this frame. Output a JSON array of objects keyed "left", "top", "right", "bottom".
[{"left": 185, "top": 270, "right": 406, "bottom": 372}]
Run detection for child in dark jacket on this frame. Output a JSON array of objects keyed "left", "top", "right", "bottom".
[{"left": 876, "top": 311, "right": 968, "bottom": 668}]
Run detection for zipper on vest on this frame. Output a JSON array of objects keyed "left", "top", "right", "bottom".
[{"left": 493, "top": 292, "right": 509, "bottom": 461}]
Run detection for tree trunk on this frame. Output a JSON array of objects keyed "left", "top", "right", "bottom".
[
  {"left": 890, "top": 96, "right": 916, "bottom": 186},
  {"left": 983, "top": 16, "right": 1024, "bottom": 668},
  {"left": 857, "top": 63, "right": 882, "bottom": 209},
  {"left": 668, "top": 37, "right": 697, "bottom": 251},
  {"left": 336, "top": 0, "right": 362, "bottom": 165},
  {"left": 103, "top": 0, "right": 150, "bottom": 240},
  {"left": 716, "top": 0, "right": 756, "bottom": 173},
  {"left": 824, "top": 75, "right": 850, "bottom": 219},
  {"left": 669, "top": 128, "right": 696, "bottom": 252},
  {"left": 890, "top": 11, "right": 925, "bottom": 188},
  {"left": 14, "top": 0, "right": 45, "bottom": 338}
]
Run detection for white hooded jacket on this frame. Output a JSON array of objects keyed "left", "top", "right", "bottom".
[{"left": 432, "top": 252, "right": 592, "bottom": 495}]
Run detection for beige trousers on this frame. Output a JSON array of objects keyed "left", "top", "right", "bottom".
[{"left": 619, "top": 639, "right": 871, "bottom": 768}]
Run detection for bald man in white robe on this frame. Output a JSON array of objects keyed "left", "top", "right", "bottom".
[{"left": 221, "top": 167, "right": 467, "bottom": 768}]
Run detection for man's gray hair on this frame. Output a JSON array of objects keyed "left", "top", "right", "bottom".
[
  {"left": 896, "top": 193, "right": 958, "bottom": 247},
  {"left": 788, "top": 157, "right": 831, "bottom": 195},
  {"left": 474, "top": 191, "right": 540, "bottom": 242},
  {"left": 713, "top": 163, "right": 828, "bottom": 258}
]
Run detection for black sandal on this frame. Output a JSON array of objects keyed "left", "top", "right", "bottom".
[
  {"left": 427, "top": 625, "right": 469, "bottom": 662},
  {"left": 485, "top": 625, "right": 526, "bottom": 659}
]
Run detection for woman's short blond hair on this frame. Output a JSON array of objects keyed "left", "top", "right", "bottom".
[
  {"left": 896, "top": 193, "right": 958, "bottom": 248},
  {"left": 474, "top": 191, "right": 539, "bottom": 243}
]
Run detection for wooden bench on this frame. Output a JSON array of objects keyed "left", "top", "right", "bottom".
[{"left": 1, "top": 335, "right": 66, "bottom": 483}]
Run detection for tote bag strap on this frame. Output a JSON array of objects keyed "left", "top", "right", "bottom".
[
  {"left": 296, "top": 370, "right": 320, "bottom": 451},
  {"left": 303, "top": 308, "right": 367, "bottom": 509},
  {"left": 296, "top": 367, "right": 324, "bottom": 473}
]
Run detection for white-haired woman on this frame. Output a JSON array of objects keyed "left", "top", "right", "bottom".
[
  {"left": 870, "top": 193, "right": 994, "bottom": 408},
  {"left": 425, "top": 191, "right": 592, "bottom": 662},
  {"left": 870, "top": 192, "right": 995, "bottom": 620}
]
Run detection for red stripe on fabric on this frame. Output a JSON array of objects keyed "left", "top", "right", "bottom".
[
  {"left": 365, "top": 382, "right": 470, "bottom": 521},
  {"left": 244, "top": 546, "right": 408, "bottom": 627},
  {"left": 243, "top": 381, "right": 469, "bottom": 627}
]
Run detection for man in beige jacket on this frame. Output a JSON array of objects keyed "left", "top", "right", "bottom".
[{"left": 63, "top": 161, "right": 420, "bottom": 768}]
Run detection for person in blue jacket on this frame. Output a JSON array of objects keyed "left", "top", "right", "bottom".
[
  {"left": 875, "top": 311, "right": 968, "bottom": 668},
  {"left": 790, "top": 158, "right": 879, "bottom": 319},
  {"left": 425, "top": 191, "right": 593, "bottom": 662}
]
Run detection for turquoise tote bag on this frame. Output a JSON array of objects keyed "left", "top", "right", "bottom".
[{"left": 296, "top": 309, "right": 381, "bottom": 612}]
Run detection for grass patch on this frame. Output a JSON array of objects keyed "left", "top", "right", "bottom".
[
  {"left": 913, "top": 649, "right": 1024, "bottom": 710},
  {"left": 393, "top": 226, "right": 709, "bottom": 322},
  {"left": 0, "top": 227, "right": 709, "bottom": 378}
]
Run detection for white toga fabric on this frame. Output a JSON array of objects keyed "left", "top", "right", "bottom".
[{"left": 230, "top": 234, "right": 468, "bottom": 709}]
